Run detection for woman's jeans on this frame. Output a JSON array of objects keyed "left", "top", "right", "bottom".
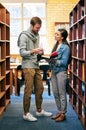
[
  {"left": 51, "top": 71, "right": 67, "bottom": 114},
  {"left": 23, "top": 68, "right": 44, "bottom": 113}
]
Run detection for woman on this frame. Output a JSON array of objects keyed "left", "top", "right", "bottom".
[{"left": 49, "top": 28, "right": 71, "bottom": 122}]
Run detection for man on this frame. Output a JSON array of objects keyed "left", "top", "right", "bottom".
[{"left": 18, "top": 16, "right": 52, "bottom": 122}]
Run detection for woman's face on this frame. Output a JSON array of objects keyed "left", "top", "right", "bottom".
[{"left": 55, "top": 31, "right": 63, "bottom": 43}]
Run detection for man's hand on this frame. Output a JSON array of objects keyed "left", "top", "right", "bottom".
[{"left": 30, "top": 48, "right": 44, "bottom": 55}]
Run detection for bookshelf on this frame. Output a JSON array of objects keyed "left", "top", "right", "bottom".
[
  {"left": 0, "top": 3, "right": 10, "bottom": 116},
  {"left": 69, "top": 0, "right": 86, "bottom": 129}
]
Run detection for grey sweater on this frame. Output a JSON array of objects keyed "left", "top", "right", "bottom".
[{"left": 18, "top": 28, "right": 40, "bottom": 69}]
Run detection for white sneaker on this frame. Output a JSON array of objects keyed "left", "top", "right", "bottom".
[
  {"left": 36, "top": 110, "right": 52, "bottom": 117},
  {"left": 23, "top": 113, "right": 37, "bottom": 122}
]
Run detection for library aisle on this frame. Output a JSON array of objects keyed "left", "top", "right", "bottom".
[{"left": 0, "top": 86, "right": 84, "bottom": 130}]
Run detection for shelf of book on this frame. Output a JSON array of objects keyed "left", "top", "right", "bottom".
[
  {"left": 69, "top": 0, "right": 86, "bottom": 129},
  {"left": 0, "top": 3, "right": 10, "bottom": 116}
]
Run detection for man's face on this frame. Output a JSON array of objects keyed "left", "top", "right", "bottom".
[{"left": 31, "top": 23, "right": 41, "bottom": 34}]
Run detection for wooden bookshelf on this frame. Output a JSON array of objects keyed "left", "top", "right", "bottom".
[
  {"left": 0, "top": 3, "right": 10, "bottom": 116},
  {"left": 69, "top": 0, "right": 86, "bottom": 129}
]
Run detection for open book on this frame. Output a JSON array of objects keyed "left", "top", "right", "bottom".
[
  {"left": 37, "top": 55, "right": 50, "bottom": 61},
  {"left": 37, "top": 51, "right": 58, "bottom": 61}
]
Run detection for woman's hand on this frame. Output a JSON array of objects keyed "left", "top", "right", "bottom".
[{"left": 50, "top": 51, "right": 58, "bottom": 58}]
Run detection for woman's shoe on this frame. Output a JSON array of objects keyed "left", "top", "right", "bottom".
[
  {"left": 55, "top": 113, "right": 66, "bottom": 122},
  {"left": 51, "top": 112, "right": 62, "bottom": 119}
]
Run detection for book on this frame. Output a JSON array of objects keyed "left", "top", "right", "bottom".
[
  {"left": 82, "top": 63, "right": 85, "bottom": 81},
  {"left": 82, "top": 24, "right": 85, "bottom": 38},
  {"left": 37, "top": 54, "right": 50, "bottom": 61},
  {"left": 81, "top": 6, "right": 85, "bottom": 18},
  {"left": 0, "top": 46, "right": 1, "bottom": 59},
  {"left": 0, "top": 65, "right": 1, "bottom": 76},
  {"left": 37, "top": 52, "right": 58, "bottom": 61},
  {"left": 0, "top": 27, "right": 1, "bottom": 40}
]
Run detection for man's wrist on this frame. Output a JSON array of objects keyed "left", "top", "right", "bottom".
[{"left": 30, "top": 50, "right": 34, "bottom": 55}]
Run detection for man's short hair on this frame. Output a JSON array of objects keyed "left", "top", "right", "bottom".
[{"left": 30, "top": 16, "right": 42, "bottom": 26}]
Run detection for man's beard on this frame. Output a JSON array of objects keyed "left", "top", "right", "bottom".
[{"left": 32, "top": 30, "right": 38, "bottom": 35}]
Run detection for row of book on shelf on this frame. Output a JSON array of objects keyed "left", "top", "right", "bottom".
[
  {"left": 71, "top": 79, "right": 85, "bottom": 96},
  {"left": 71, "top": 59, "right": 85, "bottom": 80},
  {"left": 75, "top": 94, "right": 85, "bottom": 117},
  {"left": 76, "top": 62, "right": 85, "bottom": 81},
  {"left": 70, "top": 6, "right": 85, "bottom": 26},
  {"left": 71, "top": 24, "right": 85, "bottom": 40},
  {"left": 71, "top": 42, "right": 85, "bottom": 59}
]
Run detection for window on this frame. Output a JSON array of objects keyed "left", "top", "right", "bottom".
[
  {"left": 23, "top": 3, "right": 45, "bottom": 18},
  {"left": 4, "top": 3, "right": 48, "bottom": 54}
]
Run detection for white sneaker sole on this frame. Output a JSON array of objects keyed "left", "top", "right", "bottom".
[
  {"left": 36, "top": 112, "right": 52, "bottom": 117},
  {"left": 23, "top": 116, "right": 37, "bottom": 122}
]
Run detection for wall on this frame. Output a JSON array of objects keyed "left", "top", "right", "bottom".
[{"left": 46, "top": 0, "right": 78, "bottom": 52}]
